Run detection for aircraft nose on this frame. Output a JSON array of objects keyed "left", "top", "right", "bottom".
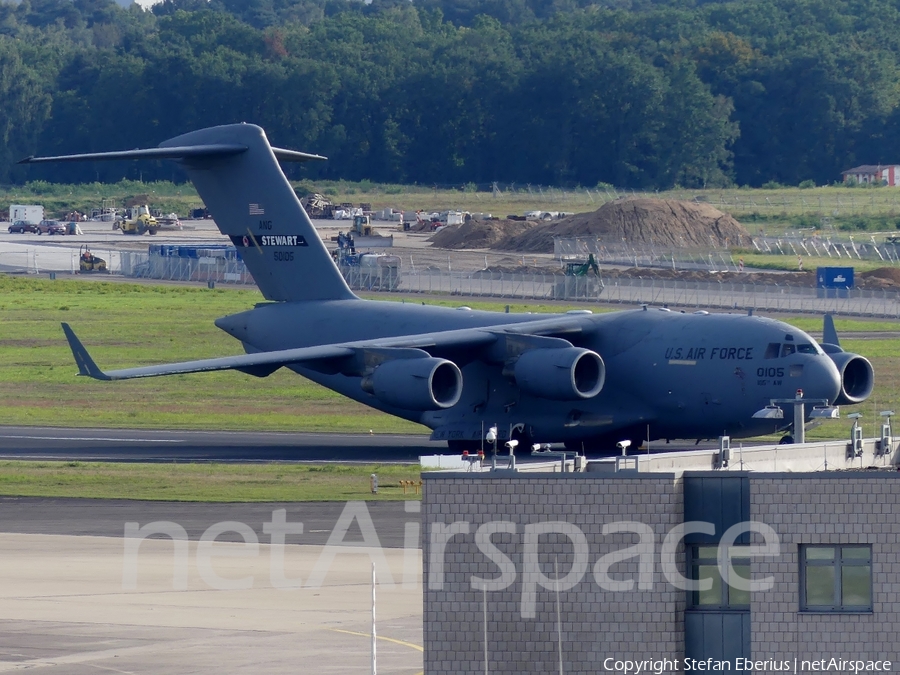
[{"left": 807, "top": 355, "right": 842, "bottom": 404}]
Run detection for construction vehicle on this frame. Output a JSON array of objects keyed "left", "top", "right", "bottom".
[
  {"left": 564, "top": 253, "right": 601, "bottom": 277},
  {"left": 79, "top": 246, "right": 108, "bottom": 273},
  {"left": 116, "top": 205, "right": 158, "bottom": 235},
  {"left": 353, "top": 214, "right": 373, "bottom": 236},
  {"left": 555, "top": 254, "right": 602, "bottom": 299}
]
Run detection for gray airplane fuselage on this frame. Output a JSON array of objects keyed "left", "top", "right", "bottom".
[
  {"left": 31, "top": 123, "right": 869, "bottom": 451},
  {"left": 216, "top": 300, "right": 841, "bottom": 446}
]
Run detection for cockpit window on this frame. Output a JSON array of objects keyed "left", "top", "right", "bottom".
[
  {"left": 796, "top": 343, "right": 817, "bottom": 354},
  {"left": 781, "top": 344, "right": 796, "bottom": 357},
  {"left": 765, "top": 343, "right": 780, "bottom": 359}
]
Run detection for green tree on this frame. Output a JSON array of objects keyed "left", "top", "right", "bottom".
[{"left": 0, "top": 39, "right": 52, "bottom": 183}]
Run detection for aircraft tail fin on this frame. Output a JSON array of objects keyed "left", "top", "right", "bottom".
[
  {"left": 21, "top": 124, "right": 356, "bottom": 303},
  {"left": 823, "top": 313, "right": 840, "bottom": 347},
  {"left": 61, "top": 322, "right": 110, "bottom": 380}
]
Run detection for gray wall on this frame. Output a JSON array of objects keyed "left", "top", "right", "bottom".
[
  {"left": 751, "top": 475, "right": 900, "bottom": 663},
  {"left": 423, "top": 472, "right": 900, "bottom": 672},
  {"left": 422, "top": 474, "right": 684, "bottom": 673}
]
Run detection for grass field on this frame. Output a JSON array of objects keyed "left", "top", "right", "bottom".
[
  {"left": 0, "top": 274, "right": 895, "bottom": 441},
  {"left": 0, "top": 276, "right": 608, "bottom": 431},
  {"left": 1, "top": 275, "right": 898, "bottom": 500},
  {"left": 0, "top": 460, "right": 423, "bottom": 501},
  {"left": 0, "top": 276, "right": 421, "bottom": 432}
]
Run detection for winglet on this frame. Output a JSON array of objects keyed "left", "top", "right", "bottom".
[
  {"left": 822, "top": 314, "right": 840, "bottom": 348},
  {"left": 61, "top": 323, "right": 110, "bottom": 380}
]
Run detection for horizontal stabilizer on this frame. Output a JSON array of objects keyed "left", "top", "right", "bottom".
[
  {"left": 20, "top": 145, "right": 248, "bottom": 164},
  {"left": 19, "top": 145, "right": 325, "bottom": 165},
  {"left": 272, "top": 147, "right": 328, "bottom": 162}
]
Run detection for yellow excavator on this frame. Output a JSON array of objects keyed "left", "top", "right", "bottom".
[{"left": 116, "top": 205, "right": 158, "bottom": 235}]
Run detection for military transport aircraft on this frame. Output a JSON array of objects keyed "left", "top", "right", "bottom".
[{"left": 21, "top": 123, "right": 874, "bottom": 451}]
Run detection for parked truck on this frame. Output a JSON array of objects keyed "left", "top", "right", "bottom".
[{"left": 10, "top": 205, "right": 43, "bottom": 225}]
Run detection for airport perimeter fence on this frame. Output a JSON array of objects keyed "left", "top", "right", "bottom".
[
  {"left": 0, "top": 247, "right": 122, "bottom": 275},
  {"left": 554, "top": 238, "right": 741, "bottom": 271},
  {"left": 554, "top": 236, "right": 900, "bottom": 269},
  {"left": 752, "top": 235, "right": 900, "bottom": 264},
  {"left": 121, "top": 250, "right": 255, "bottom": 285},
  {"left": 114, "top": 251, "right": 900, "bottom": 318}
]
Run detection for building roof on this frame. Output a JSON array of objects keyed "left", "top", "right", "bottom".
[{"left": 842, "top": 164, "right": 899, "bottom": 174}]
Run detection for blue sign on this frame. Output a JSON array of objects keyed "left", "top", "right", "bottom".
[{"left": 816, "top": 267, "right": 854, "bottom": 289}]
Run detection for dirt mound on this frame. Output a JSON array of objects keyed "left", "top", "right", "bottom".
[
  {"left": 860, "top": 267, "right": 900, "bottom": 287},
  {"left": 409, "top": 220, "right": 433, "bottom": 232},
  {"left": 429, "top": 219, "right": 536, "bottom": 249},
  {"left": 488, "top": 198, "right": 751, "bottom": 253}
]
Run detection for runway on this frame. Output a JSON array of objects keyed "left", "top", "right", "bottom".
[
  {"left": 0, "top": 533, "right": 424, "bottom": 674},
  {"left": 0, "top": 497, "right": 417, "bottom": 546},
  {"left": 0, "top": 426, "right": 431, "bottom": 671},
  {"left": 0, "top": 425, "right": 444, "bottom": 463},
  {"left": 0, "top": 499, "right": 424, "bottom": 673}
]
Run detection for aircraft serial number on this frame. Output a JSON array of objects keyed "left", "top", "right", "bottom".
[
  {"left": 756, "top": 366, "right": 784, "bottom": 386},
  {"left": 274, "top": 251, "right": 294, "bottom": 262}
]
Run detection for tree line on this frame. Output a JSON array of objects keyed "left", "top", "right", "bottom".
[{"left": 2, "top": 0, "right": 900, "bottom": 190}]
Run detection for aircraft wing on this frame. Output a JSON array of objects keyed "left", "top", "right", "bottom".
[{"left": 61, "top": 315, "right": 590, "bottom": 381}]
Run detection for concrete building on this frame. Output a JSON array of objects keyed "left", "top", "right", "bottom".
[
  {"left": 841, "top": 165, "right": 900, "bottom": 186},
  {"left": 422, "top": 448, "right": 900, "bottom": 672}
]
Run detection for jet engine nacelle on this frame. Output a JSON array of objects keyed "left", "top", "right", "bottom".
[
  {"left": 513, "top": 348, "right": 605, "bottom": 400},
  {"left": 366, "top": 357, "right": 462, "bottom": 410},
  {"left": 827, "top": 351, "right": 875, "bottom": 405}
]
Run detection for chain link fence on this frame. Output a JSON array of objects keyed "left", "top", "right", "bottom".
[
  {"left": 554, "top": 237, "right": 740, "bottom": 271},
  {"left": 554, "top": 234, "right": 900, "bottom": 268},
  {"left": 122, "top": 250, "right": 254, "bottom": 285},
  {"left": 4, "top": 248, "right": 897, "bottom": 318},
  {"left": 752, "top": 235, "right": 900, "bottom": 264}
]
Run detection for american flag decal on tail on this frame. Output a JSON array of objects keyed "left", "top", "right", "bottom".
[{"left": 249, "top": 203, "right": 265, "bottom": 215}]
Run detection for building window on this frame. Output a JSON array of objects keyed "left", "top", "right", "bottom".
[
  {"left": 800, "top": 545, "right": 872, "bottom": 612},
  {"left": 689, "top": 546, "right": 751, "bottom": 609}
]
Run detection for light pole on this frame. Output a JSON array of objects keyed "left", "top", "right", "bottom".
[
  {"left": 847, "top": 412, "right": 863, "bottom": 458},
  {"left": 878, "top": 411, "right": 895, "bottom": 457}
]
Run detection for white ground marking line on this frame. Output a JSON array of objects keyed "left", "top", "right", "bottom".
[
  {"left": 0, "top": 637, "right": 225, "bottom": 672},
  {"left": 0, "top": 435, "right": 183, "bottom": 443},
  {"left": 81, "top": 664, "right": 136, "bottom": 674}
]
